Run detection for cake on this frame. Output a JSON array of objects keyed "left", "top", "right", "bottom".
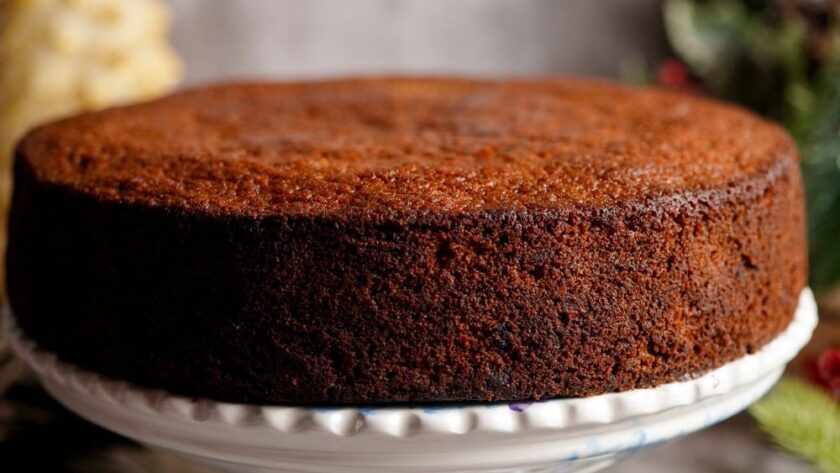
[{"left": 6, "top": 78, "right": 807, "bottom": 404}]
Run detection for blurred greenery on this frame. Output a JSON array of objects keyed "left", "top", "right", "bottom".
[
  {"left": 750, "top": 378, "right": 840, "bottom": 473},
  {"left": 661, "top": 0, "right": 840, "bottom": 289}
]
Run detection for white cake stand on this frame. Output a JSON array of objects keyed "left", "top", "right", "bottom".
[{"left": 4, "top": 289, "right": 817, "bottom": 473}]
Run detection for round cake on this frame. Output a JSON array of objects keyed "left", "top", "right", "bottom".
[{"left": 7, "top": 78, "right": 807, "bottom": 404}]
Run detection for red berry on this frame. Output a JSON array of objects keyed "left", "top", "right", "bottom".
[
  {"left": 816, "top": 348, "right": 840, "bottom": 382},
  {"left": 656, "top": 60, "right": 691, "bottom": 89}
]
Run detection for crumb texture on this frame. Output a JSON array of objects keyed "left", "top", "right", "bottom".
[{"left": 7, "top": 78, "right": 808, "bottom": 404}]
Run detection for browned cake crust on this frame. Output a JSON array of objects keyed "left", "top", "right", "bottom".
[{"left": 7, "top": 78, "right": 807, "bottom": 404}]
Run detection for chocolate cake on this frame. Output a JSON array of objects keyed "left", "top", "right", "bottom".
[{"left": 6, "top": 78, "right": 807, "bottom": 404}]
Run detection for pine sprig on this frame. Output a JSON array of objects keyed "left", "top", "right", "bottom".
[{"left": 749, "top": 378, "right": 840, "bottom": 473}]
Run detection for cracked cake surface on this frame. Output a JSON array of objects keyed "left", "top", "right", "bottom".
[{"left": 7, "top": 78, "right": 807, "bottom": 404}]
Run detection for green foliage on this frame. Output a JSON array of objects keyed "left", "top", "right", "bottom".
[
  {"left": 663, "top": 0, "right": 840, "bottom": 288},
  {"left": 800, "top": 81, "right": 840, "bottom": 287},
  {"left": 750, "top": 378, "right": 840, "bottom": 473}
]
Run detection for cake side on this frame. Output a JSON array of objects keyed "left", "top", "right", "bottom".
[
  {"left": 6, "top": 147, "right": 806, "bottom": 404},
  {"left": 6, "top": 78, "right": 808, "bottom": 403}
]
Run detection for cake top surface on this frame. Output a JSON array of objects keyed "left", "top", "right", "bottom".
[{"left": 18, "top": 77, "right": 796, "bottom": 217}]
